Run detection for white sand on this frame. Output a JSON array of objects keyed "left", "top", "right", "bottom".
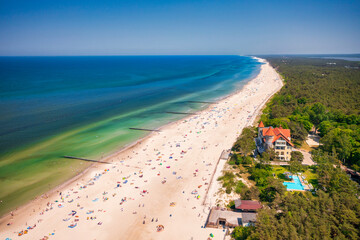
[{"left": 0, "top": 58, "right": 283, "bottom": 240}]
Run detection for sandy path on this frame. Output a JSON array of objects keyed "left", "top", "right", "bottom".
[{"left": 0, "top": 58, "right": 283, "bottom": 240}]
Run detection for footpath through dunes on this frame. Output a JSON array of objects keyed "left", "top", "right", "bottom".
[{"left": 0, "top": 58, "right": 283, "bottom": 240}]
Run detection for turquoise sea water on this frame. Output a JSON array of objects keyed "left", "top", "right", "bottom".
[{"left": 0, "top": 56, "right": 261, "bottom": 215}]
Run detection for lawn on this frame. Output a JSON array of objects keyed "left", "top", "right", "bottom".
[
  {"left": 303, "top": 167, "right": 319, "bottom": 188},
  {"left": 271, "top": 165, "right": 288, "bottom": 181},
  {"left": 271, "top": 165, "right": 319, "bottom": 187}
]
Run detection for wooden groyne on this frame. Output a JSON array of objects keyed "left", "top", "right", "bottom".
[
  {"left": 165, "top": 111, "right": 197, "bottom": 115},
  {"left": 63, "top": 156, "right": 113, "bottom": 164},
  {"left": 187, "top": 101, "right": 216, "bottom": 104},
  {"left": 129, "top": 128, "right": 161, "bottom": 132}
]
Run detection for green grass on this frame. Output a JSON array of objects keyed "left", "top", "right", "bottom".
[
  {"left": 271, "top": 166, "right": 288, "bottom": 181},
  {"left": 271, "top": 165, "right": 319, "bottom": 187},
  {"left": 303, "top": 167, "right": 319, "bottom": 188}
]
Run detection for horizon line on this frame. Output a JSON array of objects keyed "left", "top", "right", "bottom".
[
  {"left": 0, "top": 52, "right": 360, "bottom": 57},
  {"left": 0, "top": 53, "right": 359, "bottom": 57}
]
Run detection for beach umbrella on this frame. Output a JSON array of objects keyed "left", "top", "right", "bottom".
[
  {"left": 156, "top": 225, "right": 164, "bottom": 232},
  {"left": 210, "top": 233, "right": 214, "bottom": 237}
]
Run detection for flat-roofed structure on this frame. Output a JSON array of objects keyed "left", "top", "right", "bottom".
[
  {"left": 206, "top": 207, "right": 257, "bottom": 228},
  {"left": 206, "top": 207, "right": 242, "bottom": 228},
  {"left": 242, "top": 212, "right": 257, "bottom": 226}
]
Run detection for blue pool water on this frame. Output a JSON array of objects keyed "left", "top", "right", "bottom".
[{"left": 283, "top": 175, "right": 304, "bottom": 190}]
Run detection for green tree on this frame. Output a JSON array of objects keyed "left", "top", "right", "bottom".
[
  {"left": 260, "top": 178, "right": 286, "bottom": 202},
  {"left": 250, "top": 168, "right": 271, "bottom": 187},
  {"left": 233, "top": 127, "right": 256, "bottom": 160},
  {"left": 289, "top": 159, "right": 303, "bottom": 174},
  {"left": 232, "top": 226, "right": 255, "bottom": 240},
  {"left": 288, "top": 121, "right": 308, "bottom": 145},
  {"left": 291, "top": 151, "right": 304, "bottom": 162},
  {"left": 245, "top": 186, "right": 260, "bottom": 200},
  {"left": 260, "top": 148, "right": 277, "bottom": 163},
  {"left": 309, "top": 103, "right": 328, "bottom": 132},
  {"left": 289, "top": 114, "right": 313, "bottom": 131},
  {"left": 318, "top": 120, "right": 335, "bottom": 137},
  {"left": 321, "top": 128, "right": 353, "bottom": 162}
]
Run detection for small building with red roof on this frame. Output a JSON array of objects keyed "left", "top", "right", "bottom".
[
  {"left": 256, "top": 121, "right": 294, "bottom": 161},
  {"left": 234, "top": 199, "right": 262, "bottom": 212}
]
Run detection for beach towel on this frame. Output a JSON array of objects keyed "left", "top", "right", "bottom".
[{"left": 68, "top": 223, "right": 77, "bottom": 228}]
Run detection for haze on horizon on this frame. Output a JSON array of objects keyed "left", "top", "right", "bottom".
[{"left": 0, "top": 0, "right": 359, "bottom": 56}]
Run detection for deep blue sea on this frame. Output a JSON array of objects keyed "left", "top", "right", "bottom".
[{"left": 0, "top": 55, "right": 261, "bottom": 214}]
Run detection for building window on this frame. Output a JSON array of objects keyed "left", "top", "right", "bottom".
[{"left": 280, "top": 152, "right": 284, "bottom": 155}]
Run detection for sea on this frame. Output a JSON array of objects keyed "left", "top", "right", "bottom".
[{"left": 0, "top": 55, "right": 261, "bottom": 215}]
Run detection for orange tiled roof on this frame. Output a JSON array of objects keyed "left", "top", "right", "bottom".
[
  {"left": 263, "top": 127, "right": 275, "bottom": 136},
  {"left": 272, "top": 133, "right": 294, "bottom": 147},
  {"left": 262, "top": 125, "right": 293, "bottom": 146},
  {"left": 258, "top": 121, "right": 264, "bottom": 128},
  {"left": 273, "top": 127, "right": 290, "bottom": 138}
]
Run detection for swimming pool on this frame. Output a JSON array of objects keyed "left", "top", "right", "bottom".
[{"left": 283, "top": 175, "right": 304, "bottom": 190}]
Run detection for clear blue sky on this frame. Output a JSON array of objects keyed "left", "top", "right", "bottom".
[{"left": 1, "top": 0, "right": 359, "bottom": 56}]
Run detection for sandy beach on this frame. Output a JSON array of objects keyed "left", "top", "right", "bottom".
[{"left": 0, "top": 58, "right": 283, "bottom": 240}]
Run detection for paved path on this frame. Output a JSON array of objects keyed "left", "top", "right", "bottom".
[
  {"left": 293, "top": 149, "right": 316, "bottom": 166},
  {"left": 306, "top": 134, "right": 320, "bottom": 147},
  {"left": 261, "top": 149, "right": 316, "bottom": 166}
]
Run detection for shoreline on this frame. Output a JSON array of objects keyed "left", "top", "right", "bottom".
[
  {"left": 1, "top": 57, "right": 284, "bottom": 240},
  {"left": 0, "top": 57, "right": 261, "bottom": 219}
]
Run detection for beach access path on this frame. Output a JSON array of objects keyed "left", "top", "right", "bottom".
[{"left": 0, "top": 58, "right": 283, "bottom": 240}]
